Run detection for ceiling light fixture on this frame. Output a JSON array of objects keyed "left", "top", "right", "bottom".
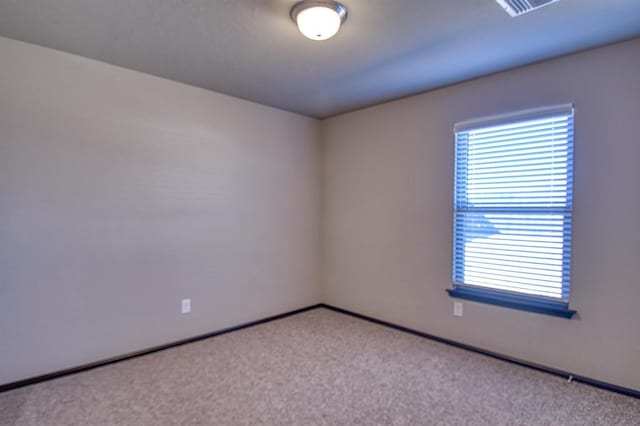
[{"left": 290, "top": 0, "right": 347, "bottom": 41}]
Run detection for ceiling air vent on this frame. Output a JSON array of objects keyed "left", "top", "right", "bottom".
[{"left": 496, "top": 0, "right": 561, "bottom": 17}]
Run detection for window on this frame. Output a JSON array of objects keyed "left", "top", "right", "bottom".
[{"left": 448, "top": 105, "right": 575, "bottom": 318}]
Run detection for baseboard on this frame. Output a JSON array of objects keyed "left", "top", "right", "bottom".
[
  {"left": 2, "top": 302, "right": 638, "bottom": 399},
  {"left": 318, "top": 303, "right": 640, "bottom": 399},
  {"left": 0, "top": 303, "right": 323, "bottom": 393}
]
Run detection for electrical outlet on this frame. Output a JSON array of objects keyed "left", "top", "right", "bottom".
[
  {"left": 181, "top": 298, "right": 191, "bottom": 314},
  {"left": 453, "top": 302, "right": 463, "bottom": 317}
]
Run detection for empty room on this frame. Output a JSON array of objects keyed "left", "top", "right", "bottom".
[{"left": 1, "top": 0, "right": 639, "bottom": 424}]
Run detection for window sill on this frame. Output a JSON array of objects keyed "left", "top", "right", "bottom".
[{"left": 447, "top": 286, "right": 576, "bottom": 319}]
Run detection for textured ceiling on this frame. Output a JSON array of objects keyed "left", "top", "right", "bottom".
[{"left": 0, "top": 0, "right": 639, "bottom": 118}]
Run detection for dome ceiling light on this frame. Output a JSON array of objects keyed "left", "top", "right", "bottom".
[{"left": 290, "top": 0, "right": 348, "bottom": 41}]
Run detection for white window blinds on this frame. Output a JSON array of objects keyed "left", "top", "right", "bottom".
[{"left": 453, "top": 105, "right": 574, "bottom": 302}]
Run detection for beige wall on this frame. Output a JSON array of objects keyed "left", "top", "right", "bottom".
[
  {"left": 322, "top": 38, "right": 640, "bottom": 391},
  {"left": 2, "top": 33, "right": 639, "bottom": 392},
  {"left": 0, "top": 36, "right": 321, "bottom": 385}
]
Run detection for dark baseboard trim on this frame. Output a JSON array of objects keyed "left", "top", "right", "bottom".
[
  {"left": 318, "top": 303, "right": 640, "bottom": 399},
  {"left": 2, "top": 302, "right": 638, "bottom": 399},
  {"left": 0, "top": 303, "right": 323, "bottom": 393}
]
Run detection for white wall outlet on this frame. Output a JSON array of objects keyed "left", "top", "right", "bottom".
[
  {"left": 453, "top": 301, "right": 463, "bottom": 317},
  {"left": 181, "top": 298, "right": 191, "bottom": 314}
]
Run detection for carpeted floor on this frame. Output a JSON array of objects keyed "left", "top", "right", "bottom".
[{"left": 1, "top": 308, "right": 639, "bottom": 425}]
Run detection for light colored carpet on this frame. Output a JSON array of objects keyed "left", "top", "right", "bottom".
[{"left": 1, "top": 308, "right": 639, "bottom": 425}]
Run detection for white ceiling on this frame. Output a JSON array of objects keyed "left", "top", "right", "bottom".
[{"left": 1, "top": 0, "right": 639, "bottom": 118}]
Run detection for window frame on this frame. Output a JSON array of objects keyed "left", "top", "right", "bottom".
[{"left": 447, "top": 105, "right": 576, "bottom": 319}]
